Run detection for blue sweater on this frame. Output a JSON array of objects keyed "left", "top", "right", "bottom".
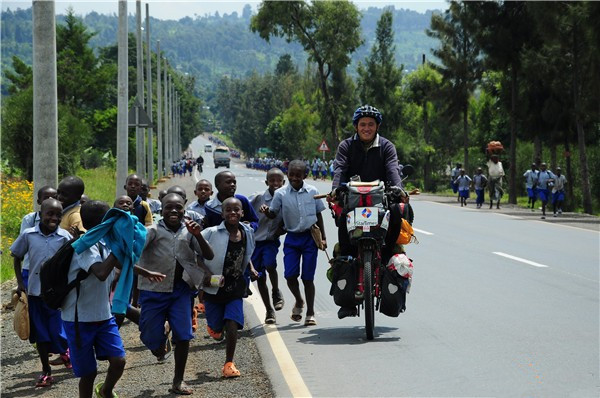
[{"left": 72, "top": 208, "right": 147, "bottom": 315}]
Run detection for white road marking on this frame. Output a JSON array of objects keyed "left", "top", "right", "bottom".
[
  {"left": 247, "top": 284, "right": 312, "bottom": 397},
  {"left": 493, "top": 252, "right": 549, "bottom": 268},
  {"left": 413, "top": 227, "right": 434, "bottom": 235}
]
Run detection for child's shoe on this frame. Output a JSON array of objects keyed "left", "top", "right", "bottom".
[
  {"left": 49, "top": 351, "right": 72, "bottom": 369},
  {"left": 195, "top": 302, "right": 205, "bottom": 314},
  {"left": 207, "top": 325, "right": 224, "bottom": 341},
  {"left": 36, "top": 374, "right": 54, "bottom": 387},
  {"left": 265, "top": 309, "right": 276, "bottom": 325},
  {"left": 222, "top": 362, "right": 241, "bottom": 378},
  {"left": 272, "top": 290, "right": 285, "bottom": 311}
]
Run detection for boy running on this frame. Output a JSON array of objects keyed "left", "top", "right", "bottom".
[{"left": 260, "top": 160, "right": 326, "bottom": 326}]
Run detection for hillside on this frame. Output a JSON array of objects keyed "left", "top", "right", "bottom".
[{"left": 1, "top": 5, "right": 439, "bottom": 97}]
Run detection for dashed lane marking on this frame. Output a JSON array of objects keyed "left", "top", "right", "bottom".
[
  {"left": 413, "top": 228, "right": 433, "bottom": 235},
  {"left": 493, "top": 251, "right": 549, "bottom": 268}
]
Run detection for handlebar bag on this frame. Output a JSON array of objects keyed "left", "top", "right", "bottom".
[
  {"left": 329, "top": 256, "right": 358, "bottom": 308},
  {"left": 343, "top": 181, "right": 385, "bottom": 213}
]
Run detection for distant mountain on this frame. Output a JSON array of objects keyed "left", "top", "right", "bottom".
[{"left": 1, "top": 5, "right": 440, "bottom": 97}]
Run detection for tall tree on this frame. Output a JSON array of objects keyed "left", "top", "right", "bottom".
[
  {"left": 427, "top": 1, "right": 481, "bottom": 172},
  {"left": 251, "top": 0, "right": 362, "bottom": 145},
  {"left": 357, "top": 9, "right": 403, "bottom": 135}
]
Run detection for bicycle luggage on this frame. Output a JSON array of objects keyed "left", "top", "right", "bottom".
[{"left": 329, "top": 256, "right": 357, "bottom": 308}]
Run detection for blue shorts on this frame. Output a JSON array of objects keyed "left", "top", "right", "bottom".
[
  {"left": 451, "top": 182, "right": 458, "bottom": 193},
  {"left": 458, "top": 189, "right": 470, "bottom": 198},
  {"left": 552, "top": 191, "right": 565, "bottom": 204},
  {"left": 475, "top": 188, "right": 485, "bottom": 204},
  {"left": 251, "top": 240, "right": 280, "bottom": 273},
  {"left": 139, "top": 281, "right": 194, "bottom": 351},
  {"left": 527, "top": 187, "right": 535, "bottom": 198},
  {"left": 204, "top": 298, "right": 244, "bottom": 331},
  {"left": 28, "top": 296, "right": 68, "bottom": 354},
  {"left": 63, "top": 318, "right": 125, "bottom": 377},
  {"left": 283, "top": 231, "right": 318, "bottom": 280},
  {"left": 537, "top": 188, "right": 550, "bottom": 203}
]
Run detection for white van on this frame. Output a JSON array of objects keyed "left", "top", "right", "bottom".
[{"left": 204, "top": 144, "right": 213, "bottom": 153}]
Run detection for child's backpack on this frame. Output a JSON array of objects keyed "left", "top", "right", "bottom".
[{"left": 40, "top": 237, "right": 89, "bottom": 310}]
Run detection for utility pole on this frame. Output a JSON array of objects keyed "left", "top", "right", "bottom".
[
  {"left": 32, "top": 0, "right": 58, "bottom": 208},
  {"left": 165, "top": 70, "right": 170, "bottom": 171},
  {"left": 116, "top": 0, "right": 128, "bottom": 196},
  {"left": 145, "top": 3, "right": 154, "bottom": 184},
  {"left": 156, "top": 42, "right": 163, "bottom": 179},
  {"left": 135, "top": 0, "right": 145, "bottom": 177}
]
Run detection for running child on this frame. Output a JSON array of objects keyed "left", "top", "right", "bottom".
[
  {"left": 249, "top": 168, "right": 286, "bottom": 324},
  {"left": 523, "top": 163, "right": 539, "bottom": 210},
  {"left": 201, "top": 197, "right": 258, "bottom": 377},
  {"left": 63, "top": 200, "right": 165, "bottom": 398},
  {"left": 124, "top": 174, "right": 153, "bottom": 226},
  {"left": 137, "top": 193, "right": 214, "bottom": 395},
  {"left": 260, "top": 160, "right": 326, "bottom": 326},
  {"left": 187, "top": 179, "right": 213, "bottom": 217},
  {"left": 11, "top": 198, "right": 71, "bottom": 387},
  {"left": 455, "top": 169, "right": 472, "bottom": 207},
  {"left": 57, "top": 175, "right": 86, "bottom": 232},
  {"left": 472, "top": 168, "right": 488, "bottom": 209}
]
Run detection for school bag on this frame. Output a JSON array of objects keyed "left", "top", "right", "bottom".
[{"left": 40, "top": 237, "right": 89, "bottom": 310}]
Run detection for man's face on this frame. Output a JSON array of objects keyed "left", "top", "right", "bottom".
[
  {"left": 216, "top": 173, "right": 237, "bottom": 198},
  {"left": 355, "top": 117, "right": 378, "bottom": 143},
  {"left": 125, "top": 177, "right": 142, "bottom": 198},
  {"left": 222, "top": 199, "right": 243, "bottom": 226},
  {"left": 194, "top": 182, "right": 213, "bottom": 202},
  {"left": 287, "top": 166, "right": 305, "bottom": 191},
  {"left": 161, "top": 196, "right": 185, "bottom": 229}
]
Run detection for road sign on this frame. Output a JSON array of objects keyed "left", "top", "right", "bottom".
[
  {"left": 128, "top": 99, "right": 154, "bottom": 128},
  {"left": 318, "top": 140, "right": 330, "bottom": 152}
]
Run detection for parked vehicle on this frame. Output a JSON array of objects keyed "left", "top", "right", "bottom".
[{"left": 213, "top": 146, "right": 230, "bottom": 168}]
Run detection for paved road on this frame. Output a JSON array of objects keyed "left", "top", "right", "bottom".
[{"left": 188, "top": 135, "right": 599, "bottom": 397}]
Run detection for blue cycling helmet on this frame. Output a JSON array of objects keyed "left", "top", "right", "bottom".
[{"left": 352, "top": 105, "right": 382, "bottom": 126}]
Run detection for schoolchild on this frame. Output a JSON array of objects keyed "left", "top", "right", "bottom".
[
  {"left": 11, "top": 198, "right": 71, "bottom": 387},
  {"left": 249, "top": 168, "right": 286, "bottom": 324},
  {"left": 80, "top": 194, "right": 90, "bottom": 206},
  {"left": 552, "top": 167, "right": 567, "bottom": 217},
  {"left": 472, "top": 168, "right": 488, "bottom": 209},
  {"left": 450, "top": 163, "right": 462, "bottom": 201},
  {"left": 18, "top": 185, "right": 57, "bottom": 291},
  {"left": 260, "top": 160, "right": 326, "bottom": 326},
  {"left": 311, "top": 158, "right": 319, "bottom": 180},
  {"left": 187, "top": 179, "right": 213, "bottom": 217},
  {"left": 166, "top": 185, "right": 204, "bottom": 224},
  {"left": 203, "top": 171, "right": 259, "bottom": 231},
  {"left": 141, "top": 179, "right": 162, "bottom": 214},
  {"left": 62, "top": 200, "right": 165, "bottom": 398},
  {"left": 124, "top": 174, "right": 153, "bottom": 226},
  {"left": 523, "top": 163, "right": 539, "bottom": 210},
  {"left": 113, "top": 195, "right": 133, "bottom": 213},
  {"left": 137, "top": 193, "right": 214, "bottom": 395},
  {"left": 57, "top": 175, "right": 86, "bottom": 231},
  {"left": 455, "top": 169, "right": 472, "bottom": 207},
  {"left": 319, "top": 159, "right": 328, "bottom": 180},
  {"left": 536, "top": 163, "right": 555, "bottom": 219},
  {"left": 201, "top": 197, "right": 258, "bottom": 377}
]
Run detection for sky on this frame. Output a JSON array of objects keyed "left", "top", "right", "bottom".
[{"left": 2, "top": 1, "right": 446, "bottom": 19}]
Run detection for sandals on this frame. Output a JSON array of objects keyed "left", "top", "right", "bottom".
[
  {"left": 207, "top": 325, "right": 224, "bottom": 341},
  {"left": 157, "top": 333, "right": 173, "bottom": 362},
  {"left": 191, "top": 307, "right": 198, "bottom": 332},
  {"left": 304, "top": 315, "right": 317, "bottom": 326},
  {"left": 168, "top": 381, "right": 193, "bottom": 395},
  {"left": 222, "top": 361, "right": 241, "bottom": 378},
  {"left": 94, "top": 382, "right": 119, "bottom": 397},
  {"left": 195, "top": 302, "right": 205, "bottom": 314},
  {"left": 36, "top": 374, "right": 54, "bottom": 388},
  {"left": 265, "top": 310, "right": 276, "bottom": 325},
  {"left": 290, "top": 305, "right": 303, "bottom": 322},
  {"left": 272, "top": 290, "right": 285, "bottom": 311},
  {"left": 49, "top": 352, "right": 72, "bottom": 369}
]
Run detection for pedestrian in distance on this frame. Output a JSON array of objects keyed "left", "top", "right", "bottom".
[
  {"left": 249, "top": 168, "right": 287, "bottom": 324},
  {"left": 260, "top": 160, "right": 327, "bottom": 327},
  {"left": 487, "top": 154, "right": 505, "bottom": 209},
  {"left": 536, "top": 162, "right": 555, "bottom": 219},
  {"left": 62, "top": 200, "right": 165, "bottom": 398},
  {"left": 450, "top": 163, "right": 462, "bottom": 201},
  {"left": 10, "top": 198, "right": 72, "bottom": 388},
  {"left": 552, "top": 166, "right": 567, "bottom": 217},
  {"left": 455, "top": 169, "right": 471, "bottom": 207},
  {"left": 523, "top": 163, "right": 539, "bottom": 211},
  {"left": 57, "top": 175, "right": 86, "bottom": 232},
  {"left": 472, "top": 167, "right": 488, "bottom": 209},
  {"left": 200, "top": 197, "right": 258, "bottom": 378},
  {"left": 137, "top": 193, "right": 214, "bottom": 395}
]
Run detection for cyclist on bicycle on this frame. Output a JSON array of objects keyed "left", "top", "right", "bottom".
[{"left": 329, "top": 105, "right": 404, "bottom": 318}]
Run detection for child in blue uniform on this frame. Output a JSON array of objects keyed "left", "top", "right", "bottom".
[
  {"left": 261, "top": 160, "right": 326, "bottom": 326},
  {"left": 201, "top": 197, "right": 257, "bottom": 378},
  {"left": 249, "top": 168, "right": 286, "bottom": 324},
  {"left": 455, "top": 169, "right": 472, "bottom": 207},
  {"left": 11, "top": 198, "right": 71, "bottom": 387}
]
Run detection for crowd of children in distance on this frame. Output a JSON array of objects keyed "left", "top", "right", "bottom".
[{"left": 11, "top": 159, "right": 326, "bottom": 397}]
